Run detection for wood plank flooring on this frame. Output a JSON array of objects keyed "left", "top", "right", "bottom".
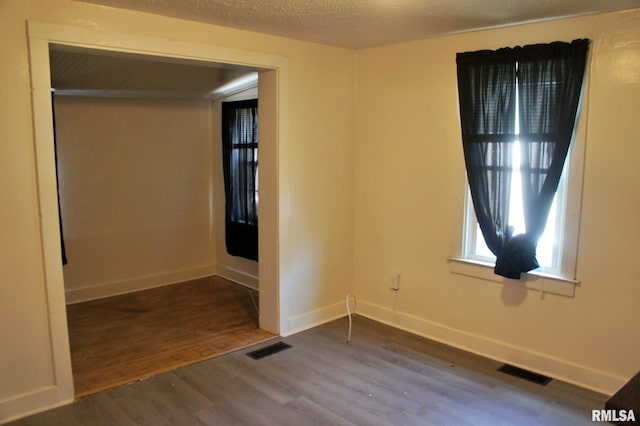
[
  {"left": 66, "top": 276, "right": 276, "bottom": 397},
  {"left": 12, "top": 316, "right": 607, "bottom": 425}
]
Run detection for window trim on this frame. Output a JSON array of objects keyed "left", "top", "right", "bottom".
[{"left": 447, "top": 256, "right": 578, "bottom": 297}]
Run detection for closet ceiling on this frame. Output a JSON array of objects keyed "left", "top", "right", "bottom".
[
  {"left": 78, "top": 0, "right": 640, "bottom": 49},
  {"left": 50, "top": 45, "right": 258, "bottom": 98}
]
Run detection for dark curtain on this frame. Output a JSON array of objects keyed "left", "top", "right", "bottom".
[
  {"left": 51, "top": 92, "right": 68, "bottom": 265},
  {"left": 457, "top": 48, "right": 517, "bottom": 257},
  {"left": 221, "top": 99, "right": 259, "bottom": 261},
  {"left": 457, "top": 39, "right": 589, "bottom": 279}
]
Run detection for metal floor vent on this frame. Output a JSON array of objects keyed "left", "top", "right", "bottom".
[
  {"left": 246, "top": 342, "right": 292, "bottom": 360},
  {"left": 498, "top": 364, "right": 552, "bottom": 386}
]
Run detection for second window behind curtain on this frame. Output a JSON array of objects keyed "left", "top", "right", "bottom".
[{"left": 221, "top": 99, "right": 259, "bottom": 261}]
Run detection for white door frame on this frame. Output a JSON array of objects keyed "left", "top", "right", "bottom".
[{"left": 27, "top": 21, "right": 286, "bottom": 401}]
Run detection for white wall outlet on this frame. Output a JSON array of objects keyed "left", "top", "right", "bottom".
[{"left": 390, "top": 272, "right": 400, "bottom": 291}]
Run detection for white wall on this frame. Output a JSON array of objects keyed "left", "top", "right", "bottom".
[
  {"left": 353, "top": 9, "right": 640, "bottom": 395},
  {"left": 55, "top": 96, "right": 216, "bottom": 303}
]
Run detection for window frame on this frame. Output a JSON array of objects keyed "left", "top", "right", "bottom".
[{"left": 228, "top": 143, "right": 259, "bottom": 225}]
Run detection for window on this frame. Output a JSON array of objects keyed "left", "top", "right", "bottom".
[
  {"left": 221, "top": 99, "right": 259, "bottom": 261},
  {"left": 463, "top": 142, "right": 569, "bottom": 277},
  {"left": 456, "top": 40, "right": 589, "bottom": 280},
  {"left": 463, "top": 83, "right": 569, "bottom": 277}
]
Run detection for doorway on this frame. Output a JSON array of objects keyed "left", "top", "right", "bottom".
[
  {"left": 50, "top": 45, "right": 272, "bottom": 396},
  {"left": 28, "top": 21, "right": 286, "bottom": 400},
  {"left": 49, "top": 45, "right": 260, "bottom": 302}
]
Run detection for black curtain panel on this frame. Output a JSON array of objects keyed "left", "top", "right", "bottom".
[
  {"left": 51, "top": 92, "right": 68, "bottom": 265},
  {"left": 221, "top": 99, "right": 259, "bottom": 261},
  {"left": 457, "top": 48, "right": 517, "bottom": 258},
  {"left": 457, "top": 39, "right": 589, "bottom": 279}
]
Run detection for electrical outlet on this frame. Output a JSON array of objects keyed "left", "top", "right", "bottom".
[{"left": 390, "top": 272, "right": 400, "bottom": 291}]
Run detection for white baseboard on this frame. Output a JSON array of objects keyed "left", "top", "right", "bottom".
[
  {"left": 64, "top": 265, "right": 217, "bottom": 304},
  {"left": 284, "top": 300, "right": 349, "bottom": 337},
  {"left": 356, "top": 299, "right": 625, "bottom": 395},
  {"left": 215, "top": 265, "right": 258, "bottom": 291},
  {"left": 0, "top": 385, "right": 73, "bottom": 425}
]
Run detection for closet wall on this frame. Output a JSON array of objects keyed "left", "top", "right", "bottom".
[{"left": 55, "top": 95, "right": 217, "bottom": 302}]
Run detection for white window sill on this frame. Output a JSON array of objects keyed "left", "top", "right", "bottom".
[{"left": 447, "top": 257, "right": 578, "bottom": 297}]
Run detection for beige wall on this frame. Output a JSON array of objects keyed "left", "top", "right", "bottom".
[
  {"left": 353, "top": 9, "right": 640, "bottom": 394},
  {"left": 1, "top": 0, "right": 354, "bottom": 421},
  {"left": 54, "top": 96, "right": 216, "bottom": 302}
]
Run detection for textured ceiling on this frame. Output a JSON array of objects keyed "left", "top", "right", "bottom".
[
  {"left": 79, "top": 0, "right": 640, "bottom": 49},
  {"left": 55, "top": 0, "right": 640, "bottom": 96}
]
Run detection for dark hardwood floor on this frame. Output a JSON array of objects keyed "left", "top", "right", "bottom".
[
  {"left": 12, "top": 315, "right": 606, "bottom": 425},
  {"left": 66, "top": 275, "right": 276, "bottom": 396}
]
